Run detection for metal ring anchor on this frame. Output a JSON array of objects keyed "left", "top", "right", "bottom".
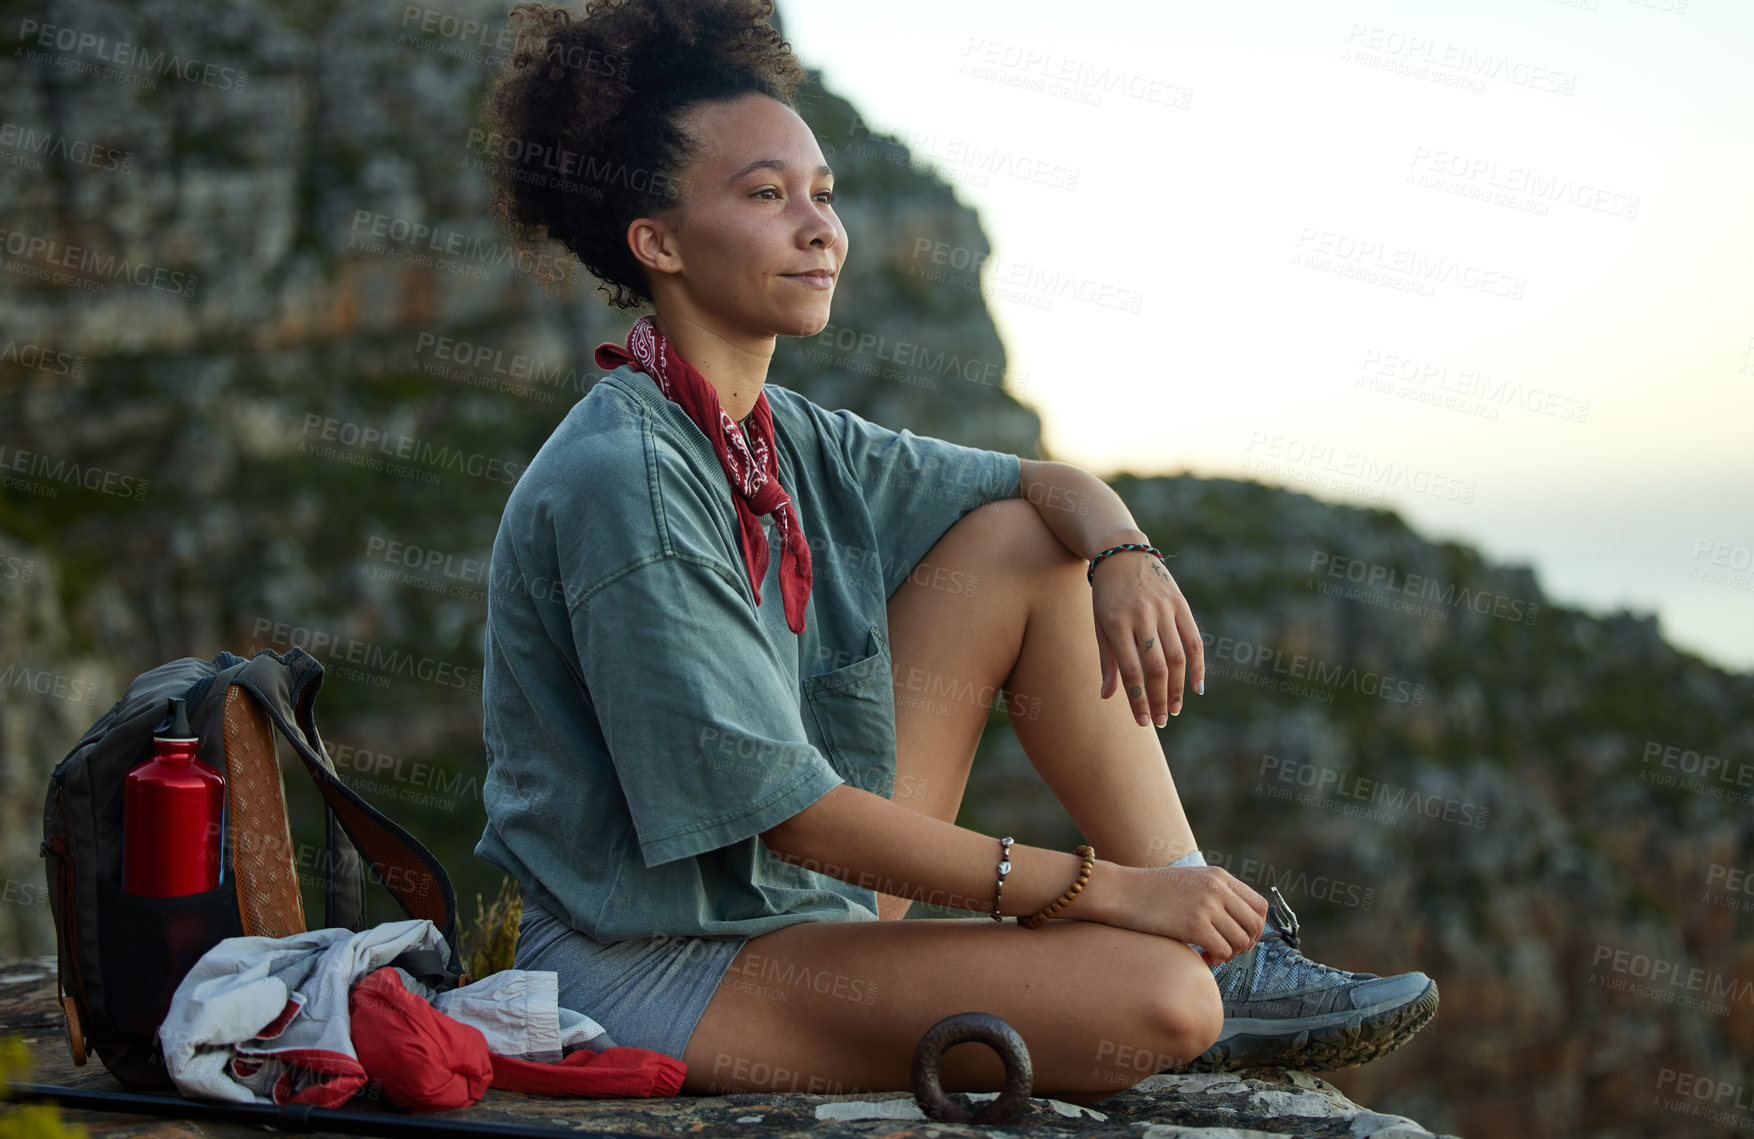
[{"left": 910, "top": 1011, "right": 1034, "bottom": 1125}]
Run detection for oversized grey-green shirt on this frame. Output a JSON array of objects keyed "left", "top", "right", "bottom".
[{"left": 475, "top": 363, "right": 1021, "bottom": 942}]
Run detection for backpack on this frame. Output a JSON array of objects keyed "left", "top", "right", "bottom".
[{"left": 40, "top": 647, "right": 464, "bottom": 1091}]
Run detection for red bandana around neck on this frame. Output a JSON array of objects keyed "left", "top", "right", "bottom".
[{"left": 594, "top": 315, "right": 812, "bottom": 634}]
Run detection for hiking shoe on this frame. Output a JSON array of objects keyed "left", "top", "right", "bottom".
[{"left": 1177, "top": 887, "right": 1438, "bottom": 1073}]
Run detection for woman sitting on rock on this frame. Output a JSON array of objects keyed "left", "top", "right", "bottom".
[{"left": 473, "top": 0, "right": 1436, "bottom": 1100}]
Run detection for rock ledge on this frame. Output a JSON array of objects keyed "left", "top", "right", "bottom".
[{"left": 0, "top": 957, "right": 1458, "bottom": 1137}]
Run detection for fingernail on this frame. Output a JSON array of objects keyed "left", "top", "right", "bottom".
[
  {"left": 1170, "top": 700, "right": 1182, "bottom": 717},
  {"left": 1154, "top": 713, "right": 1167, "bottom": 728},
  {"left": 1136, "top": 713, "right": 1149, "bottom": 727},
  {"left": 1196, "top": 680, "right": 1204, "bottom": 695}
]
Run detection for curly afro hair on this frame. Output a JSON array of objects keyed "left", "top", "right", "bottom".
[{"left": 480, "top": 0, "right": 808, "bottom": 308}]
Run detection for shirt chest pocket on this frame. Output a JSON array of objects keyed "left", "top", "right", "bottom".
[{"left": 801, "top": 624, "right": 896, "bottom": 798}]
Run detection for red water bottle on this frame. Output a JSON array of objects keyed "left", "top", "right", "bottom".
[{"left": 122, "top": 696, "right": 226, "bottom": 896}]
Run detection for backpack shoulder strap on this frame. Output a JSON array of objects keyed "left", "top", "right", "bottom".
[{"left": 231, "top": 649, "right": 463, "bottom": 973}]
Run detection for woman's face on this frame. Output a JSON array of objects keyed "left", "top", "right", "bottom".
[{"left": 642, "top": 92, "right": 846, "bottom": 340}]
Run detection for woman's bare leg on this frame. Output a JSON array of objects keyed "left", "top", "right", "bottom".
[
  {"left": 683, "top": 498, "right": 1219, "bottom": 1098},
  {"left": 681, "top": 916, "right": 1219, "bottom": 1098},
  {"left": 866, "top": 496, "right": 1437, "bottom": 1076},
  {"left": 883, "top": 496, "right": 1198, "bottom": 868}
]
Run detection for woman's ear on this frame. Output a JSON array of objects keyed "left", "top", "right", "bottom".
[{"left": 627, "top": 214, "right": 683, "bottom": 278}]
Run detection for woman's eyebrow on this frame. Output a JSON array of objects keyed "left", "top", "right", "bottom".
[{"left": 725, "top": 157, "right": 835, "bottom": 185}]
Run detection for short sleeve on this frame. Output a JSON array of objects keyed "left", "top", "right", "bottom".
[
  {"left": 826, "top": 406, "right": 1021, "bottom": 598},
  {"left": 570, "top": 553, "right": 844, "bottom": 868}
]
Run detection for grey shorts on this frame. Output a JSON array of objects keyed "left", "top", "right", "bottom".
[{"left": 515, "top": 896, "right": 748, "bottom": 1060}]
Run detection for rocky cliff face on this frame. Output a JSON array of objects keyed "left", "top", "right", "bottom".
[
  {"left": 2, "top": 4, "right": 1750, "bottom": 1139},
  {"left": 0, "top": 0, "right": 1038, "bottom": 998}
]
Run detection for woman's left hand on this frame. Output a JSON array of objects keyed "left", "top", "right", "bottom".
[{"left": 1091, "top": 550, "right": 1204, "bottom": 727}]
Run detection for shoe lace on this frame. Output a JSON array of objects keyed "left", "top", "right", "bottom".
[
  {"left": 1264, "top": 886, "right": 1301, "bottom": 950},
  {"left": 1240, "top": 887, "right": 1364, "bottom": 994}
]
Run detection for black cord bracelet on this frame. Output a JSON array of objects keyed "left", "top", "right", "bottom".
[{"left": 1086, "top": 542, "right": 1165, "bottom": 585}]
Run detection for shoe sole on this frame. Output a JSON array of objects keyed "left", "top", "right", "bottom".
[{"left": 1176, "top": 978, "right": 1439, "bottom": 1073}]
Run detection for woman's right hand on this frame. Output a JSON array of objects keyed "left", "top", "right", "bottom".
[{"left": 1088, "top": 863, "right": 1270, "bottom": 965}]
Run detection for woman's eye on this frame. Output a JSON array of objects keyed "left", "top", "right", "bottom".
[{"left": 752, "top": 187, "right": 838, "bottom": 203}]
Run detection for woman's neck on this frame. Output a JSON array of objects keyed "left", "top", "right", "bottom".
[{"left": 651, "top": 310, "right": 773, "bottom": 421}]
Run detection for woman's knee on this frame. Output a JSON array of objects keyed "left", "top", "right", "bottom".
[
  {"left": 1150, "top": 947, "right": 1220, "bottom": 1060},
  {"left": 1107, "top": 940, "right": 1222, "bottom": 1079},
  {"left": 959, "top": 497, "right": 1077, "bottom": 567}
]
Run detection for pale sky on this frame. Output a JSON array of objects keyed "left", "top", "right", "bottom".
[{"left": 778, "top": 0, "right": 1754, "bottom": 673}]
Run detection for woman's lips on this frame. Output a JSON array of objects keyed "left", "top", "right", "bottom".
[{"left": 784, "top": 271, "right": 835, "bottom": 289}]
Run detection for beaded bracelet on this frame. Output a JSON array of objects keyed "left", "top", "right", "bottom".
[
  {"left": 1087, "top": 543, "right": 1165, "bottom": 585},
  {"left": 990, "top": 836, "right": 1014, "bottom": 921},
  {"left": 1018, "top": 845, "right": 1096, "bottom": 928}
]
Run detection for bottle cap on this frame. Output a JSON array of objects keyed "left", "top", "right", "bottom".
[{"left": 158, "top": 696, "right": 197, "bottom": 742}]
